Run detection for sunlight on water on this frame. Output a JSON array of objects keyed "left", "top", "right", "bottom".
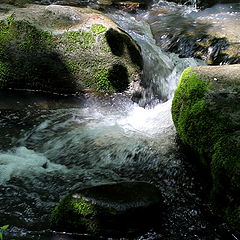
[{"left": 118, "top": 100, "right": 173, "bottom": 135}]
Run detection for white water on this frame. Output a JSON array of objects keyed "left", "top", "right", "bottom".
[{"left": 0, "top": 1, "right": 238, "bottom": 239}]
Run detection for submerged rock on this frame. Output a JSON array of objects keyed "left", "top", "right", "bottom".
[
  {"left": 171, "top": 65, "right": 240, "bottom": 232},
  {"left": 50, "top": 181, "right": 162, "bottom": 237},
  {"left": 0, "top": 4, "right": 142, "bottom": 94}
]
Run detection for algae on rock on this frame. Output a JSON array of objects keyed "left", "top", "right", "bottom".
[
  {"left": 50, "top": 182, "right": 162, "bottom": 237},
  {"left": 171, "top": 65, "right": 240, "bottom": 232},
  {"left": 0, "top": 4, "right": 142, "bottom": 94}
]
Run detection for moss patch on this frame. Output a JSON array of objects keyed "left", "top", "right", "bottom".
[
  {"left": 92, "top": 24, "right": 107, "bottom": 35},
  {"left": 211, "top": 133, "right": 240, "bottom": 230},
  {"left": 0, "top": 15, "right": 77, "bottom": 92},
  {"left": 172, "top": 67, "right": 240, "bottom": 232},
  {"left": 0, "top": 9, "right": 142, "bottom": 94}
]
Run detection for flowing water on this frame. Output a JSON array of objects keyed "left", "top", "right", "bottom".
[{"left": 0, "top": 1, "right": 240, "bottom": 240}]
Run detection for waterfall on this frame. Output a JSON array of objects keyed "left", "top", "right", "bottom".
[{"left": 0, "top": 1, "right": 239, "bottom": 239}]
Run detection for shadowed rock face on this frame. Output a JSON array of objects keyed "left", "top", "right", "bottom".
[
  {"left": 0, "top": 4, "right": 142, "bottom": 94},
  {"left": 50, "top": 181, "right": 163, "bottom": 237},
  {"left": 171, "top": 64, "right": 240, "bottom": 232}
]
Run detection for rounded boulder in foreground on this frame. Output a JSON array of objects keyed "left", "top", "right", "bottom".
[{"left": 50, "top": 181, "right": 162, "bottom": 237}]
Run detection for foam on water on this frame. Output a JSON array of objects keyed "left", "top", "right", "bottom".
[{"left": 0, "top": 146, "right": 67, "bottom": 184}]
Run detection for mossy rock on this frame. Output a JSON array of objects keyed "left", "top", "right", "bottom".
[
  {"left": 171, "top": 64, "right": 240, "bottom": 232},
  {"left": 0, "top": 4, "right": 142, "bottom": 94},
  {"left": 50, "top": 181, "right": 162, "bottom": 237}
]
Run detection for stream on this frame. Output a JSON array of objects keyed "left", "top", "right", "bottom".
[{"left": 0, "top": 1, "right": 240, "bottom": 239}]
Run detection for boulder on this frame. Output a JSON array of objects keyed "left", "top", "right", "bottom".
[
  {"left": 149, "top": 5, "right": 240, "bottom": 65},
  {"left": 50, "top": 181, "right": 162, "bottom": 237},
  {"left": 171, "top": 65, "right": 240, "bottom": 231},
  {"left": 0, "top": 4, "right": 142, "bottom": 94}
]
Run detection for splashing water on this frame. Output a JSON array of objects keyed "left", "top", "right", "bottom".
[{"left": 0, "top": 1, "right": 238, "bottom": 240}]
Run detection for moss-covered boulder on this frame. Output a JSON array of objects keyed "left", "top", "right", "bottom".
[
  {"left": 50, "top": 181, "right": 162, "bottom": 237},
  {"left": 0, "top": 4, "right": 142, "bottom": 94},
  {"left": 171, "top": 65, "right": 240, "bottom": 232}
]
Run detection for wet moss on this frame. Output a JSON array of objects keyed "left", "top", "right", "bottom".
[
  {"left": 172, "top": 68, "right": 211, "bottom": 157},
  {"left": 172, "top": 67, "right": 240, "bottom": 232},
  {"left": 211, "top": 133, "right": 240, "bottom": 231},
  {"left": 50, "top": 194, "right": 99, "bottom": 234}
]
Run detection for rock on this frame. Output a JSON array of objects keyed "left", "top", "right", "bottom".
[
  {"left": 171, "top": 65, "right": 240, "bottom": 232},
  {"left": 0, "top": 4, "right": 142, "bottom": 94},
  {"left": 111, "top": 0, "right": 152, "bottom": 12},
  {"left": 50, "top": 181, "right": 162, "bottom": 237},
  {"left": 165, "top": 0, "right": 239, "bottom": 9},
  {"left": 196, "top": 0, "right": 240, "bottom": 9},
  {"left": 149, "top": 6, "right": 240, "bottom": 65}
]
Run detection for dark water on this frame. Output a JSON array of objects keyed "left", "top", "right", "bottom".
[{"left": 0, "top": 1, "right": 240, "bottom": 240}]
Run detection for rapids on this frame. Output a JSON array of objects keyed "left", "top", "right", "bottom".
[{"left": 0, "top": 1, "right": 240, "bottom": 239}]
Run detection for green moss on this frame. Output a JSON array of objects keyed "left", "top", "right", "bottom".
[
  {"left": 172, "top": 67, "right": 240, "bottom": 232},
  {"left": 50, "top": 194, "right": 100, "bottom": 235},
  {"left": 65, "top": 60, "right": 80, "bottom": 72},
  {"left": 92, "top": 24, "right": 107, "bottom": 35},
  {"left": 94, "top": 69, "right": 112, "bottom": 91},
  {"left": 0, "top": 15, "right": 76, "bottom": 92},
  {"left": 172, "top": 68, "right": 211, "bottom": 155},
  {"left": 64, "top": 30, "right": 95, "bottom": 50},
  {"left": 211, "top": 133, "right": 240, "bottom": 230},
  {"left": 71, "top": 198, "right": 95, "bottom": 217},
  {"left": 0, "top": 61, "right": 10, "bottom": 87}
]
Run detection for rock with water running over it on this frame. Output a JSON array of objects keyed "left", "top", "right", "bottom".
[
  {"left": 148, "top": 3, "right": 240, "bottom": 65},
  {"left": 50, "top": 181, "right": 162, "bottom": 237},
  {"left": 0, "top": 3, "right": 142, "bottom": 94},
  {"left": 166, "top": 0, "right": 239, "bottom": 9},
  {"left": 171, "top": 64, "right": 240, "bottom": 232}
]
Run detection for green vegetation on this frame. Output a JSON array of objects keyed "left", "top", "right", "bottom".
[
  {"left": 211, "top": 133, "right": 240, "bottom": 230},
  {"left": 91, "top": 24, "right": 107, "bottom": 35},
  {"left": 172, "top": 67, "right": 240, "bottom": 231},
  {"left": 50, "top": 194, "right": 99, "bottom": 235},
  {"left": 0, "top": 15, "right": 77, "bottom": 92},
  {"left": 0, "top": 225, "right": 9, "bottom": 240},
  {"left": 172, "top": 68, "right": 211, "bottom": 157},
  {"left": 64, "top": 31, "right": 95, "bottom": 50},
  {"left": 94, "top": 69, "right": 112, "bottom": 91},
  {"left": 0, "top": 13, "right": 142, "bottom": 94},
  {"left": 71, "top": 198, "right": 95, "bottom": 217}
]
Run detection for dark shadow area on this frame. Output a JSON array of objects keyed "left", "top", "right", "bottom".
[
  {"left": 105, "top": 28, "right": 124, "bottom": 57},
  {"left": 108, "top": 64, "right": 129, "bottom": 92},
  {"left": 118, "top": 28, "right": 143, "bottom": 69},
  {"left": 0, "top": 17, "right": 77, "bottom": 93},
  {"left": 105, "top": 28, "right": 143, "bottom": 69},
  {"left": 0, "top": 0, "right": 32, "bottom": 7}
]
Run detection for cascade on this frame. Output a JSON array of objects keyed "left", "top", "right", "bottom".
[{"left": 0, "top": 1, "right": 239, "bottom": 239}]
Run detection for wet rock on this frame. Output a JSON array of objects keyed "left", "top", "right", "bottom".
[
  {"left": 148, "top": 6, "right": 240, "bottom": 65},
  {"left": 50, "top": 181, "right": 162, "bottom": 237},
  {"left": 165, "top": 0, "right": 239, "bottom": 9},
  {"left": 171, "top": 65, "right": 240, "bottom": 232},
  {"left": 0, "top": 4, "right": 142, "bottom": 94}
]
